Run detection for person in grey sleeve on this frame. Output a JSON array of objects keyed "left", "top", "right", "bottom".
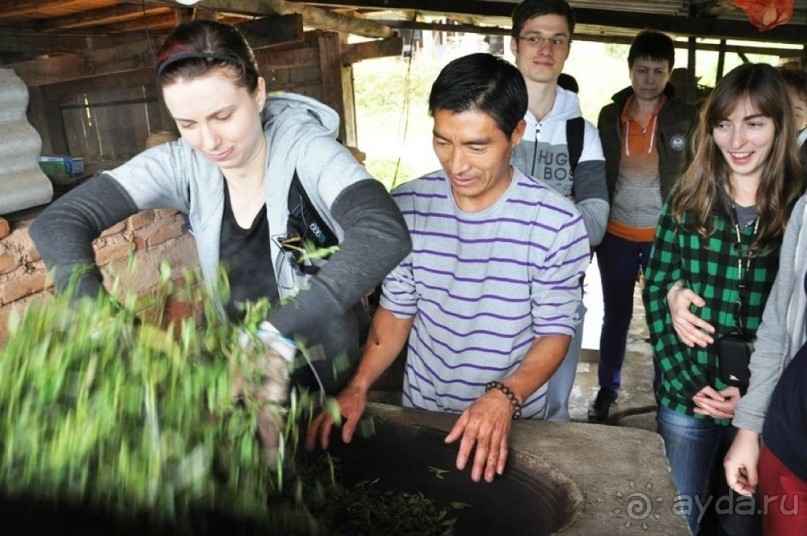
[
  {"left": 29, "top": 20, "right": 411, "bottom": 397},
  {"left": 509, "top": 0, "right": 607, "bottom": 422},
  {"left": 725, "top": 194, "right": 807, "bottom": 534}
]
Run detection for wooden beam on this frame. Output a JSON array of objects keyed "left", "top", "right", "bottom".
[
  {"left": 239, "top": 15, "right": 305, "bottom": 49},
  {"left": 0, "top": 28, "right": 133, "bottom": 56},
  {"left": 0, "top": 0, "right": 67, "bottom": 20},
  {"left": 297, "top": 0, "right": 506, "bottom": 18},
  {"left": 7, "top": 15, "right": 304, "bottom": 87},
  {"left": 301, "top": 0, "right": 807, "bottom": 45},
  {"left": 10, "top": 39, "right": 156, "bottom": 87},
  {"left": 86, "top": 13, "right": 180, "bottom": 35},
  {"left": 374, "top": 19, "right": 805, "bottom": 58},
  {"left": 33, "top": 5, "right": 167, "bottom": 31},
  {"left": 123, "top": 0, "right": 393, "bottom": 38},
  {"left": 341, "top": 37, "right": 403, "bottom": 65},
  {"left": 255, "top": 45, "right": 318, "bottom": 70}
]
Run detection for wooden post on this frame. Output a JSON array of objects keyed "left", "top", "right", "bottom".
[
  {"left": 340, "top": 34, "right": 357, "bottom": 148},
  {"left": 687, "top": 36, "right": 697, "bottom": 106},
  {"left": 317, "top": 31, "right": 355, "bottom": 145},
  {"left": 716, "top": 39, "right": 727, "bottom": 82}
]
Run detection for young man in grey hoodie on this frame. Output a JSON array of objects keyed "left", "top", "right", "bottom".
[{"left": 509, "top": 0, "right": 608, "bottom": 422}]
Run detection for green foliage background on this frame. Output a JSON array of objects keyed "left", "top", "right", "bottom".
[{"left": 352, "top": 37, "right": 784, "bottom": 191}]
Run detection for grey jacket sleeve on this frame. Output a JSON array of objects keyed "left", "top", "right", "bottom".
[
  {"left": 572, "top": 159, "right": 609, "bottom": 246},
  {"left": 733, "top": 196, "right": 806, "bottom": 433},
  {"left": 267, "top": 178, "right": 411, "bottom": 336},
  {"left": 29, "top": 174, "right": 140, "bottom": 300}
]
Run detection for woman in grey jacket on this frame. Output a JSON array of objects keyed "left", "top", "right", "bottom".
[
  {"left": 29, "top": 20, "right": 411, "bottom": 396},
  {"left": 725, "top": 194, "right": 807, "bottom": 534}
]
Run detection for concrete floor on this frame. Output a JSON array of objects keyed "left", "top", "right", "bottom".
[{"left": 570, "top": 258, "right": 658, "bottom": 430}]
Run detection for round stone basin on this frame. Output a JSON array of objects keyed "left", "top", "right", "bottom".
[{"left": 325, "top": 413, "right": 583, "bottom": 535}]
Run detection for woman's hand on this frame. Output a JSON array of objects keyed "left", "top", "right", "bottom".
[
  {"left": 692, "top": 385, "right": 740, "bottom": 419},
  {"left": 724, "top": 428, "right": 760, "bottom": 496},
  {"left": 667, "top": 280, "right": 715, "bottom": 347}
]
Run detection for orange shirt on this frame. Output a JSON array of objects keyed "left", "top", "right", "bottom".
[{"left": 607, "top": 95, "right": 667, "bottom": 242}]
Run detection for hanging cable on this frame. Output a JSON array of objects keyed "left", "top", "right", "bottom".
[{"left": 390, "top": 12, "right": 418, "bottom": 190}]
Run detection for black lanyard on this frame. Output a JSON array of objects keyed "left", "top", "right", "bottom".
[{"left": 730, "top": 203, "right": 759, "bottom": 335}]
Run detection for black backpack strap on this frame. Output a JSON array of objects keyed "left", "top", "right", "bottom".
[
  {"left": 285, "top": 172, "right": 338, "bottom": 274},
  {"left": 287, "top": 172, "right": 338, "bottom": 248},
  {"left": 566, "top": 116, "right": 585, "bottom": 174},
  {"left": 284, "top": 172, "right": 373, "bottom": 368}
]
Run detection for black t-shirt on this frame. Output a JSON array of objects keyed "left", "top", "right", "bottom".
[
  {"left": 219, "top": 186, "right": 279, "bottom": 321},
  {"left": 761, "top": 270, "right": 807, "bottom": 482}
]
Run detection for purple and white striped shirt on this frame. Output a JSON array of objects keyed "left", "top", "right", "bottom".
[{"left": 380, "top": 168, "right": 590, "bottom": 418}]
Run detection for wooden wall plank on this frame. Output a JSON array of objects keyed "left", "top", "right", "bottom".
[{"left": 7, "top": 15, "right": 304, "bottom": 87}]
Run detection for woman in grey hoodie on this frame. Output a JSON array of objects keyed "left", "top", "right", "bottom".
[{"left": 29, "top": 20, "right": 411, "bottom": 397}]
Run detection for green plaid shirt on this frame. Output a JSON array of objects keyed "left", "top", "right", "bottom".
[{"left": 643, "top": 200, "right": 781, "bottom": 423}]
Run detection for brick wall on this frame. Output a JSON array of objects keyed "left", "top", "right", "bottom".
[{"left": 0, "top": 209, "right": 199, "bottom": 347}]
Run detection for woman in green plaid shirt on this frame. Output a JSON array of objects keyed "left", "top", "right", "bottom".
[{"left": 643, "top": 63, "right": 803, "bottom": 535}]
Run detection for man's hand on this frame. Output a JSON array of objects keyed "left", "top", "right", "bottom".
[
  {"left": 444, "top": 389, "right": 514, "bottom": 483},
  {"left": 692, "top": 385, "right": 740, "bottom": 419},
  {"left": 667, "top": 281, "right": 715, "bottom": 347},
  {"left": 306, "top": 383, "right": 368, "bottom": 450},
  {"left": 724, "top": 429, "right": 760, "bottom": 496}
]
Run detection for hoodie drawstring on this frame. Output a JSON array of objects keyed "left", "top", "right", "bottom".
[
  {"left": 531, "top": 122, "right": 541, "bottom": 172},
  {"left": 624, "top": 114, "right": 658, "bottom": 156}
]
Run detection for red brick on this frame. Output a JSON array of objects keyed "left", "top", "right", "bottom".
[
  {"left": 26, "top": 242, "right": 41, "bottom": 262},
  {"left": 99, "top": 221, "right": 126, "bottom": 238},
  {"left": 162, "top": 296, "right": 195, "bottom": 327},
  {"left": 0, "top": 218, "right": 9, "bottom": 239},
  {"left": 0, "top": 251, "right": 19, "bottom": 275},
  {"left": 95, "top": 239, "right": 134, "bottom": 266},
  {"left": 128, "top": 210, "right": 155, "bottom": 231},
  {"left": 0, "top": 271, "right": 50, "bottom": 305},
  {"left": 148, "top": 223, "right": 184, "bottom": 247},
  {"left": 133, "top": 234, "right": 146, "bottom": 251},
  {"left": 156, "top": 208, "right": 181, "bottom": 219}
]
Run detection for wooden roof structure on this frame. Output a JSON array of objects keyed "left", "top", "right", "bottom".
[{"left": 1, "top": 0, "right": 805, "bottom": 66}]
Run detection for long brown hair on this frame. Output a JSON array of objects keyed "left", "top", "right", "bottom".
[{"left": 670, "top": 63, "right": 803, "bottom": 253}]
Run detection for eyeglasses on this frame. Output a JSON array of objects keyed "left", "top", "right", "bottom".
[{"left": 515, "top": 35, "right": 569, "bottom": 49}]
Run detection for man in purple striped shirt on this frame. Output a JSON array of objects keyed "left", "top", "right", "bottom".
[{"left": 307, "top": 53, "right": 589, "bottom": 483}]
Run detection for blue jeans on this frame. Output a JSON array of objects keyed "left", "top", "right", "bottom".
[
  {"left": 657, "top": 406, "right": 762, "bottom": 535},
  {"left": 596, "top": 232, "right": 652, "bottom": 393},
  {"left": 544, "top": 303, "right": 585, "bottom": 422}
]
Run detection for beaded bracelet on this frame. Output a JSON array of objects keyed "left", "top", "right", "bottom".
[{"left": 485, "top": 380, "right": 522, "bottom": 420}]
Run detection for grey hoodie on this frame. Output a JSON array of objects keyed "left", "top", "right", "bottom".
[
  {"left": 31, "top": 92, "right": 410, "bottom": 349},
  {"left": 734, "top": 195, "right": 807, "bottom": 433}
]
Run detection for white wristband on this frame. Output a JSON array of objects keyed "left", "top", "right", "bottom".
[{"left": 256, "top": 321, "right": 297, "bottom": 363}]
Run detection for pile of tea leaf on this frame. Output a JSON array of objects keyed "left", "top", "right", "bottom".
[{"left": 0, "top": 269, "right": 456, "bottom": 535}]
